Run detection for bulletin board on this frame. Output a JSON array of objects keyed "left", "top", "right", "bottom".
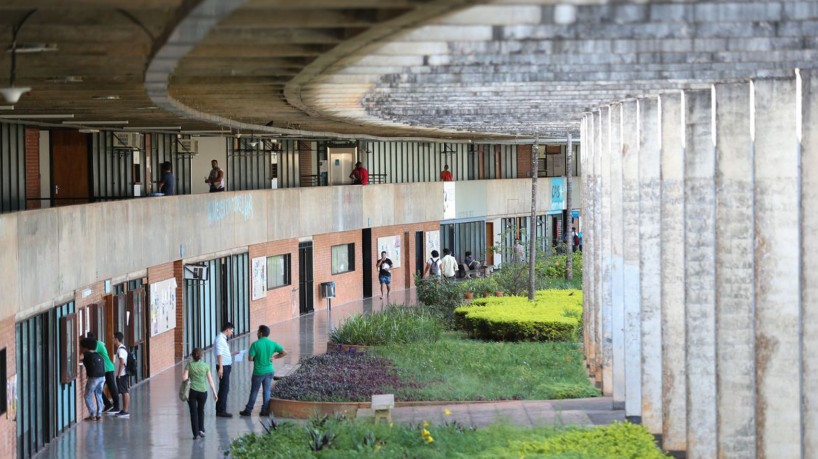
[
  {"left": 252, "top": 256, "right": 268, "bottom": 300},
  {"left": 425, "top": 231, "right": 440, "bottom": 261},
  {"left": 377, "top": 235, "right": 401, "bottom": 268},
  {"left": 150, "top": 278, "right": 177, "bottom": 337}
]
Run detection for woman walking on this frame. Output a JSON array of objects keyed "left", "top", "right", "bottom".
[{"left": 183, "top": 348, "right": 217, "bottom": 439}]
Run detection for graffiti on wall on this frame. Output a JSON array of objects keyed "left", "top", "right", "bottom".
[{"left": 207, "top": 193, "right": 254, "bottom": 223}]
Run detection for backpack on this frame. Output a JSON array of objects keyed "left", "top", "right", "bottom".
[
  {"left": 120, "top": 345, "right": 138, "bottom": 377},
  {"left": 84, "top": 351, "right": 105, "bottom": 378},
  {"left": 429, "top": 257, "right": 440, "bottom": 275}
]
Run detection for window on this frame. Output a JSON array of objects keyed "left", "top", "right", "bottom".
[
  {"left": 0, "top": 348, "right": 6, "bottom": 415},
  {"left": 267, "top": 254, "right": 291, "bottom": 289},
  {"left": 59, "top": 313, "right": 78, "bottom": 384},
  {"left": 331, "top": 243, "right": 355, "bottom": 274}
]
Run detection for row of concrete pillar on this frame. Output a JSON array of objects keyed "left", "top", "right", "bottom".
[{"left": 581, "top": 70, "right": 817, "bottom": 458}]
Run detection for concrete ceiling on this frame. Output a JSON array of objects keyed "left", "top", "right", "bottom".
[{"left": 2, "top": 1, "right": 817, "bottom": 139}]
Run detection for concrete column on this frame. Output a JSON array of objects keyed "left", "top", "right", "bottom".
[
  {"left": 754, "top": 78, "right": 802, "bottom": 459},
  {"left": 582, "top": 114, "right": 597, "bottom": 377},
  {"left": 593, "top": 109, "right": 604, "bottom": 384},
  {"left": 713, "top": 82, "right": 756, "bottom": 458},
  {"left": 609, "top": 103, "right": 626, "bottom": 408},
  {"left": 638, "top": 96, "right": 662, "bottom": 435},
  {"left": 802, "top": 70, "right": 818, "bottom": 459},
  {"left": 683, "top": 89, "right": 717, "bottom": 459},
  {"left": 599, "top": 106, "right": 614, "bottom": 395},
  {"left": 659, "top": 91, "right": 687, "bottom": 453},
  {"left": 621, "top": 99, "right": 641, "bottom": 419}
]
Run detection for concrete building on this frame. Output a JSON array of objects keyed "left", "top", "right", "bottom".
[{"left": 0, "top": 1, "right": 815, "bottom": 458}]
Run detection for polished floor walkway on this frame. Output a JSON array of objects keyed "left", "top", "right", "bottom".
[{"left": 37, "top": 289, "right": 623, "bottom": 458}]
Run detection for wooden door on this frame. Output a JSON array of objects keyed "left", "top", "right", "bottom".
[
  {"left": 51, "top": 130, "right": 89, "bottom": 206},
  {"left": 486, "top": 222, "right": 494, "bottom": 265}
]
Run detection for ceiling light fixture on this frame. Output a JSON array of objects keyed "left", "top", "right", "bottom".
[
  {"left": 123, "top": 126, "right": 181, "bottom": 131},
  {"left": 1, "top": 9, "right": 37, "bottom": 104},
  {"left": 8, "top": 42, "right": 57, "bottom": 53},
  {"left": 0, "top": 105, "right": 13, "bottom": 111},
  {"left": 45, "top": 75, "right": 83, "bottom": 84},
  {"left": 134, "top": 106, "right": 159, "bottom": 111},
  {"left": 77, "top": 128, "right": 100, "bottom": 134},
  {"left": 62, "top": 120, "right": 128, "bottom": 125},
  {"left": 91, "top": 95, "right": 120, "bottom": 100},
  {"left": 0, "top": 114, "right": 74, "bottom": 119}
]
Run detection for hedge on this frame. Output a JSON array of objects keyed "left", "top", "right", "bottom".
[{"left": 454, "top": 289, "right": 583, "bottom": 342}]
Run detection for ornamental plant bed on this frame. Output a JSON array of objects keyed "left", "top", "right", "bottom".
[
  {"left": 328, "top": 305, "right": 442, "bottom": 346},
  {"left": 325, "top": 342, "right": 369, "bottom": 353},
  {"left": 454, "top": 289, "right": 583, "bottom": 342}
]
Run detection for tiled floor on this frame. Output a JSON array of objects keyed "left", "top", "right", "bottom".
[{"left": 36, "top": 288, "right": 623, "bottom": 458}]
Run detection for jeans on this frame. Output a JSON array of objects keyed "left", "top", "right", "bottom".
[
  {"left": 85, "top": 376, "right": 105, "bottom": 416},
  {"left": 244, "top": 373, "right": 273, "bottom": 413},
  {"left": 103, "top": 371, "right": 120, "bottom": 411},
  {"left": 215, "top": 364, "right": 232, "bottom": 413},
  {"left": 187, "top": 389, "right": 207, "bottom": 436}
]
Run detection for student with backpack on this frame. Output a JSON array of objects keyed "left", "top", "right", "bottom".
[
  {"left": 80, "top": 338, "right": 106, "bottom": 421},
  {"left": 113, "top": 332, "right": 132, "bottom": 419},
  {"left": 423, "top": 250, "right": 441, "bottom": 278}
]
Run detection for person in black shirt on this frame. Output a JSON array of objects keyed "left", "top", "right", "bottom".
[{"left": 376, "top": 251, "right": 393, "bottom": 299}]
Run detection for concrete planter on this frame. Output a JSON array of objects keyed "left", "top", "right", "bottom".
[
  {"left": 326, "top": 342, "right": 370, "bottom": 353},
  {"left": 270, "top": 398, "right": 364, "bottom": 419}
]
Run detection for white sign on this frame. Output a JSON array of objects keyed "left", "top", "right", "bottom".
[
  {"left": 377, "top": 235, "right": 401, "bottom": 268},
  {"left": 251, "top": 256, "right": 268, "bottom": 301},
  {"left": 150, "top": 278, "right": 177, "bottom": 337},
  {"left": 425, "top": 231, "right": 440, "bottom": 261},
  {"left": 443, "top": 182, "right": 456, "bottom": 220}
]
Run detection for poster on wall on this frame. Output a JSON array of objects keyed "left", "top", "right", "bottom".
[
  {"left": 425, "top": 231, "right": 440, "bottom": 261},
  {"left": 377, "top": 235, "right": 401, "bottom": 268},
  {"left": 150, "top": 278, "right": 177, "bottom": 337},
  {"left": 7, "top": 375, "right": 16, "bottom": 420},
  {"left": 443, "top": 182, "right": 456, "bottom": 220},
  {"left": 252, "top": 256, "right": 268, "bottom": 300}
]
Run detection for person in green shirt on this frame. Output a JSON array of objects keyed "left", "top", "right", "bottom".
[
  {"left": 87, "top": 332, "right": 119, "bottom": 414},
  {"left": 182, "top": 348, "right": 217, "bottom": 439},
  {"left": 239, "top": 325, "right": 287, "bottom": 417}
]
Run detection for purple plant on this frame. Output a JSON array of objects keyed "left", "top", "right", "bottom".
[{"left": 273, "top": 352, "right": 419, "bottom": 402}]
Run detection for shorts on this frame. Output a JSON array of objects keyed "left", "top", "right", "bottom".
[
  {"left": 117, "top": 375, "right": 131, "bottom": 394},
  {"left": 379, "top": 274, "right": 391, "bottom": 285}
]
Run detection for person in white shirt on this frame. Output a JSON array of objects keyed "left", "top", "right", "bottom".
[
  {"left": 214, "top": 322, "right": 235, "bottom": 417},
  {"left": 113, "top": 332, "right": 130, "bottom": 419},
  {"left": 439, "top": 248, "right": 458, "bottom": 279}
]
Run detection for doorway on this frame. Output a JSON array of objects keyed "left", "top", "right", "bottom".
[
  {"left": 51, "top": 130, "right": 90, "bottom": 206},
  {"left": 328, "top": 148, "right": 354, "bottom": 185},
  {"left": 298, "top": 241, "right": 314, "bottom": 314},
  {"left": 415, "top": 232, "right": 424, "bottom": 277},
  {"left": 362, "top": 229, "right": 372, "bottom": 298},
  {"left": 486, "top": 223, "right": 494, "bottom": 265}
]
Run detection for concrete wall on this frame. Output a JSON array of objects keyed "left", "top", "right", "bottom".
[{"left": 583, "top": 72, "right": 816, "bottom": 458}]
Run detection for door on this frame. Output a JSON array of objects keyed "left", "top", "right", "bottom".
[
  {"left": 298, "top": 241, "right": 314, "bottom": 314},
  {"left": 329, "top": 151, "right": 353, "bottom": 185},
  {"left": 362, "top": 229, "right": 372, "bottom": 298},
  {"left": 415, "top": 232, "right": 424, "bottom": 277},
  {"left": 128, "top": 288, "right": 148, "bottom": 382},
  {"left": 486, "top": 223, "right": 494, "bottom": 265},
  {"left": 51, "top": 130, "right": 90, "bottom": 206},
  {"left": 404, "top": 232, "right": 411, "bottom": 286}
]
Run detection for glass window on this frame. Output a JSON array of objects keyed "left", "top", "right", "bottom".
[
  {"left": 331, "top": 243, "right": 355, "bottom": 274},
  {"left": 267, "top": 254, "right": 291, "bottom": 289}
]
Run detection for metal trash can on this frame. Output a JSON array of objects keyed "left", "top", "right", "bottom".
[{"left": 321, "top": 281, "right": 336, "bottom": 298}]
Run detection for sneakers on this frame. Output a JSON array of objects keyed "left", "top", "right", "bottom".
[
  {"left": 239, "top": 410, "right": 252, "bottom": 417},
  {"left": 216, "top": 412, "right": 233, "bottom": 418},
  {"left": 199, "top": 431, "right": 206, "bottom": 438},
  {"left": 115, "top": 411, "right": 130, "bottom": 419},
  {"left": 105, "top": 409, "right": 119, "bottom": 416},
  {"left": 84, "top": 415, "right": 97, "bottom": 422}
]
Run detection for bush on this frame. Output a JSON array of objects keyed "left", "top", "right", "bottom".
[
  {"left": 272, "top": 352, "right": 418, "bottom": 402},
  {"left": 512, "top": 422, "right": 668, "bottom": 459},
  {"left": 414, "top": 275, "right": 464, "bottom": 328},
  {"left": 492, "top": 261, "right": 530, "bottom": 296},
  {"left": 329, "top": 305, "right": 442, "bottom": 346},
  {"left": 455, "top": 290, "right": 583, "bottom": 342}
]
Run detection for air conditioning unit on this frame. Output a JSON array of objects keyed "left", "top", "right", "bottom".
[
  {"left": 177, "top": 138, "right": 198, "bottom": 155},
  {"left": 183, "top": 263, "right": 209, "bottom": 281},
  {"left": 112, "top": 132, "right": 142, "bottom": 150}
]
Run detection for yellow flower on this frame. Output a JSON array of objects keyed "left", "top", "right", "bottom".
[
  {"left": 421, "top": 429, "right": 430, "bottom": 437},
  {"left": 423, "top": 421, "right": 429, "bottom": 428},
  {"left": 426, "top": 436, "right": 434, "bottom": 443},
  {"left": 375, "top": 445, "right": 381, "bottom": 452},
  {"left": 444, "top": 409, "right": 452, "bottom": 416},
  {"left": 389, "top": 423, "right": 393, "bottom": 428}
]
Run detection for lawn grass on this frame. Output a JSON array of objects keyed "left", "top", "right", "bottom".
[
  {"left": 373, "top": 332, "right": 599, "bottom": 401},
  {"left": 230, "top": 418, "right": 668, "bottom": 459}
]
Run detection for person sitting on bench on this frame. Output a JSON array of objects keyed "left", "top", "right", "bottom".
[{"left": 464, "top": 251, "right": 478, "bottom": 271}]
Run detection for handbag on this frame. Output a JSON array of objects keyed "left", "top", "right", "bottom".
[{"left": 179, "top": 378, "right": 191, "bottom": 402}]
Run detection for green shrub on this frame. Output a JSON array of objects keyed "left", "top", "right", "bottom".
[
  {"left": 512, "top": 422, "right": 668, "bottom": 459},
  {"left": 455, "top": 290, "right": 583, "bottom": 342},
  {"left": 414, "top": 274, "right": 464, "bottom": 328},
  {"left": 329, "top": 305, "right": 442, "bottom": 346}
]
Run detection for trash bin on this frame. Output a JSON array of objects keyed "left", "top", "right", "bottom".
[{"left": 321, "top": 281, "right": 336, "bottom": 298}]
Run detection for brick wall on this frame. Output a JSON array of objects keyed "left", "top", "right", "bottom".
[
  {"left": 313, "top": 230, "right": 363, "bottom": 308},
  {"left": 147, "top": 263, "right": 178, "bottom": 374},
  {"left": 0, "top": 316, "right": 17, "bottom": 459},
  {"left": 517, "top": 144, "right": 533, "bottom": 178},
  {"left": 298, "top": 141, "right": 312, "bottom": 186},
  {"left": 248, "top": 238, "right": 299, "bottom": 331},
  {"left": 25, "top": 128, "right": 40, "bottom": 210},
  {"left": 173, "top": 261, "right": 185, "bottom": 362},
  {"left": 370, "top": 221, "right": 440, "bottom": 294}
]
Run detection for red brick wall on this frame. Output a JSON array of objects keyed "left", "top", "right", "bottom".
[
  {"left": 298, "top": 141, "right": 312, "bottom": 186},
  {"left": 0, "top": 316, "right": 17, "bottom": 459},
  {"left": 173, "top": 261, "right": 185, "bottom": 362},
  {"left": 147, "top": 263, "right": 179, "bottom": 374},
  {"left": 248, "top": 238, "right": 299, "bottom": 331},
  {"left": 517, "top": 144, "right": 533, "bottom": 178},
  {"left": 25, "top": 128, "right": 40, "bottom": 210},
  {"left": 370, "top": 221, "right": 440, "bottom": 294},
  {"left": 313, "top": 230, "right": 363, "bottom": 308}
]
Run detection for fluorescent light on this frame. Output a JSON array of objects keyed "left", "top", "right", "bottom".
[
  {"left": 0, "top": 105, "right": 13, "bottom": 111},
  {"left": 0, "top": 87, "right": 31, "bottom": 104},
  {"left": 181, "top": 130, "right": 227, "bottom": 134},
  {"left": 91, "top": 95, "right": 120, "bottom": 100},
  {"left": 9, "top": 43, "right": 58, "bottom": 53},
  {"left": 63, "top": 120, "right": 128, "bottom": 125},
  {"left": 123, "top": 126, "right": 181, "bottom": 131},
  {"left": 0, "top": 113, "right": 74, "bottom": 119},
  {"left": 77, "top": 128, "right": 100, "bottom": 133}
]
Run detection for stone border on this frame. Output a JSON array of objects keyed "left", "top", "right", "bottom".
[
  {"left": 326, "top": 341, "right": 370, "bottom": 353},
  {"left": 270, "top": 397, "right": 494, "bottom": 419}
]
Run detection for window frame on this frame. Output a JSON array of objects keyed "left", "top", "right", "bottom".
[
  {"left": 331, "top": 243, "right": 356, "bottom": 275},
  {"left": 266, "top": 254, "right": 292, "bottom": 290}
]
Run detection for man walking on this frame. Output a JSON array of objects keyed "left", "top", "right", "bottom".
[
  {"left": 87, "top": 332, "right": 119, "bottom": 415},
  {"left": 214, "top": 322, "right": 235, "bottom": 417},
  {"left": 240, "top": 325, "right": 287, "bottom": 417},
  {"left": 376, "top": 251, "right": 393, "bottom": 299},
  {"left": 439, "top": 248, "right": 458, "bottom": 279},
  {"left": 113, "top": 332, "right": 131, "bottom": 419},
  {"left": 80, "top": 338, "right": 106, "bottom": 421}
]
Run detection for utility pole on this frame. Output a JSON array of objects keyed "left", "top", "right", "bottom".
[
  {"left": 565, "top": 133, "right": 574, "bottom": 280},
  {"left": 529, "top": 137, "right": 539, "bottom": 300}
]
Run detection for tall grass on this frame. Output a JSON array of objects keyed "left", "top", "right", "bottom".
[{"left": 329, "top": 305, "right": 442, "bottom": 346}]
